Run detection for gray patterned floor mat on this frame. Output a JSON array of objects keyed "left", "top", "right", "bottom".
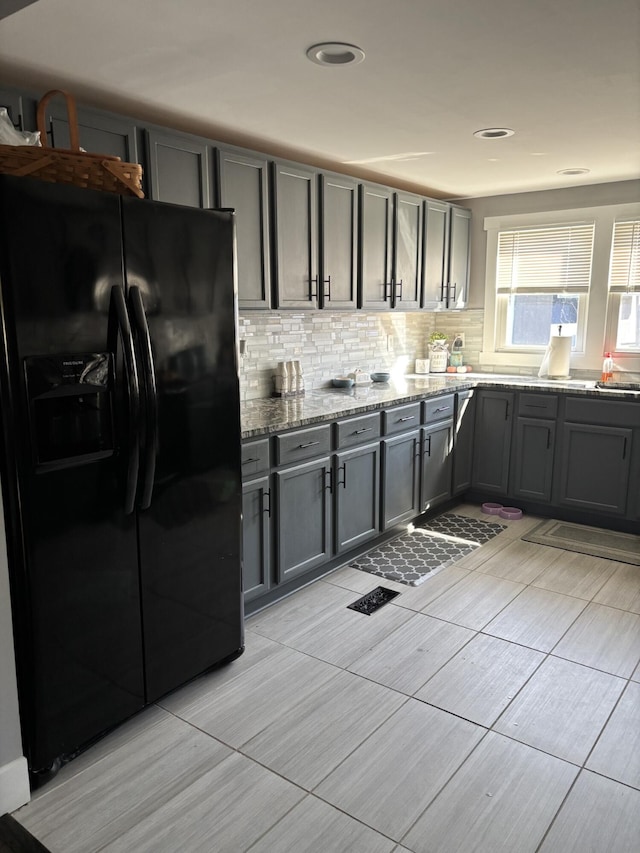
[{"left": 351, "top": 513, "right": 506, "bottom": 586}]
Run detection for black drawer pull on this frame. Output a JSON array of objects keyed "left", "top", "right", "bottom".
[
  {"left": 242, "top": 457, "right": 259, "bottom": 464},
  {"left": 298, "top": 440, "right": 320, "bottom": 449},
  {"left": 399, "top": 415, "right": 416, "bottom": 422},
  {"left": 354, "top": 427, "right": 373, "bottom": 434}
]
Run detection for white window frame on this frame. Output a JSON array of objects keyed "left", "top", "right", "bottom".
[{"left": 481, "top": 203, "right": 640, "bottom": 374}]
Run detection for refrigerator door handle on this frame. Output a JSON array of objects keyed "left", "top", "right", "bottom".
[
  {"left": 128, "top": 285, "right": 158, "bottom": 510},
  {"left": 108, "top": 284, "right": 140, "bottom": 515}
]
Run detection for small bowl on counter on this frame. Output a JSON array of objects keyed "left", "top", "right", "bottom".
[
  {"left": 370, "top": 371, "right": 390, "bottom": 383},
  {"left": 332, "top": 376, "right": 355, "bottom": 388}
]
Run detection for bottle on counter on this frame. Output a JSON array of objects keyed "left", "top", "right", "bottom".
[
  {"left": 601, "top": 352, "right": 613, "bottom": 382},
  {"left": 274, "top": 360, "right": 288, "bottom": 395},
  {"left": 293, "top": 360, "right": 304, "bottom": 394}
]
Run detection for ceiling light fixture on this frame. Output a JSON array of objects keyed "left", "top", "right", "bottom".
[
  {"left": 557, "top": 168, "right": 591, "bottom": 176},
  {"left": 306, "top": 42, "right": 365, "bottom": 66},
  {"left": 473, "top": 128, "right": 515, "bottom": 139}
]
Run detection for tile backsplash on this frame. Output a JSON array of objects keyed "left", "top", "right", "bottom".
[{"left": 238, "top": 309, "right": 485, "bottom": 400}]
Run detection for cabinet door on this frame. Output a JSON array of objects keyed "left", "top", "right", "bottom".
[
  {"left": 447, "top": 206, "right": 471, "bottom": 309},
  {"left": 381, "top": 431, "right": 420, "bottom": 529},
  {"left": 319, "top": 172, "right": 358, "bottom": 310},
  {"left": 272, "top": 162, "right": 318, "bottom": 309},
  {"left": 146, "top": 129, "right": 212, "bottom": 207},
  {"left": 453, "top": 391, "right": 475, "bottom": 494},
  {"left": 359, "top": 183, "right": 394, "bottom": 310},
  {"left": 0, "top": 87, "right": 26, "bottom": 130},
  {"left": 242, "top": 476, "right": 271, "bottom": 601},
  {"left": 218, "top": 147, "right": 271, "bottom": 309},
  {"left": 420, "top": 420, "right": 454, "bottom": 511},
  {"left": 393, "top": 191, "right": 423, "bottom": 310},
  {"left": 47, "top": 104, "right": 141, "bottom": 164},
  {"left": 471, "top": 391, "right": 514, "bottom": 494},
  {"left": 512, "top": 417, "right": 556, "bottom": 502},
  {"left": 335, "top": 442, "right": 380, "bottom": 554},
  {"left": 275, "top": 457, "right": 332, "bottom": 582},
  {"left": 423, "top": 199, "right": 449, "bottom": 309},
  {"left": 557, "top": 423, "right": 632, "bottom": 515}
]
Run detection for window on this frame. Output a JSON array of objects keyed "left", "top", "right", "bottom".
[
  {"left": 495, "top": 223, "right": 594, "bottom": 351},
  {"left": 607, "top": 220, "right": 640, "bottom": 352},
  {"left": 482, "top": 203, "right": 640, "bottom": 373}
]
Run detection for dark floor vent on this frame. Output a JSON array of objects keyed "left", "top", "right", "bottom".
[{"left": 347, "top": 586, "right": 400, "bottom": 615}]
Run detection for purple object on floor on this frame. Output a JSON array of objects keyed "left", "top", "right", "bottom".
[
  {"left": 499, "top": 506, "right": 523, "bottom": 520},
  {"left": 482, "top": 502, "right": 503, "bottom": 515}
]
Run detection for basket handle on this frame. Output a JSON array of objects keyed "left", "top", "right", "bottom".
[{"left": 36, "top": 90, "right": 80, "bottom": 151}]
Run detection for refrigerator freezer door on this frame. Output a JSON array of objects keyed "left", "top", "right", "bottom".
[
  {"left": 121, "top": 197, "right": 244, "bottom": 702},
  {"left": 0, "top": 176, "right": 145, "bottom": 777}
]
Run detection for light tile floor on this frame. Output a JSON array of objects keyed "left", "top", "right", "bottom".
[{"left": 13, "top": 503, "right": 640, "bottom": 852}]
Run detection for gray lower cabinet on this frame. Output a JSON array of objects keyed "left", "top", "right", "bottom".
[
  {"left": 381, "top": 430, "right": 421, "bottom": 529},
  {"left": 471, "top": 390, "right": 514, "bottom": 494},
  {"left": 453, "top": 391, "right": 475, "bottom": 494},
  {"left": 557, "top": 423, "right": 632, "bottom": 515},
  {"left": 512, "top": 417, "right": 556, "bottom": 502},
  {"left": 242, "top": 475, "right": 271, "bottom": 601},
  {"left": 275, "top": 457, "right": 332, "bottom": 582},
  {"left": 420, "top": 419, "right": 454, "bottom": 511},
  {"left": 145, "top": 129, "right": 213, "bottom": 207},
  {"left": 217, "top": 147, "right": 271, "bottom": 309},
  {"left": 334, "top": 442, "right": 380, "bottom": 553}
]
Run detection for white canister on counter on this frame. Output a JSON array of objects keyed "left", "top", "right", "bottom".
[
  {"left": 428, "top": 346, "right": 448, "bottom": 373},
  {"left": 415, "top": 358, "right": 430, "bottom": 374}
]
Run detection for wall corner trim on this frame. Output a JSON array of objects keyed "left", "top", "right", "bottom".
[{"left": 0, "top": 756, "right": 30, "bottom": 816}]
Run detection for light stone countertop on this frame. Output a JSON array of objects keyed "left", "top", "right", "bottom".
[{"left": 240, "top": 373, "right": 640, "bottom": 439}]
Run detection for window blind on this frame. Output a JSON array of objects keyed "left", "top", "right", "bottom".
[
  {"left": 608, "top": 220, "right": 640, "bottom": 292},
  {"left": 496, "top": 223, "right": 595, "bottom": 294}
]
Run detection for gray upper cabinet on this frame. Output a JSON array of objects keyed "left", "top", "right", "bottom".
[
  {"left": 46, "top": 102, "right": 140, "bottom": 163},
  {"left": 146, "top": 129, "right": 212, "bottom": 207},
  {"left": 423, "top": 200, "right": 449, "bottom": 310},
  {"left": 0, "top": 87, "right": 27, "bottom": 131},
  {"left": 272, "top": 161, "right": 319, "bottom": 309},
  {"left": 447, "top": 206, "right": 471, "bottom": 309},
  {"left": 423, "top": 201, "right": 470, "bottom": 310},
  {"left": 359, "top": 183, "right": 394, "bottom": 310},
  {"left": 393, "top": 191, "right": 424, "bottom": 310},
  {"left": 217, "top": 147, "right": 272, "bottom": 309},
  {"left": 319, "top": 172, "right": 358, "bottom": 310}
]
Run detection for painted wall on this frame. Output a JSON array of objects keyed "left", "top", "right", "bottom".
[
  {"left": 452, "top": 179, "right": 640, "bottom": 309},
  {"left": 0, "top": 488, "right": 29, "bottom": 814}
]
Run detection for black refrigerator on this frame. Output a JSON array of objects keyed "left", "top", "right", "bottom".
[{"left": 0, "top": 175, "right": 244, "bottom": 783}]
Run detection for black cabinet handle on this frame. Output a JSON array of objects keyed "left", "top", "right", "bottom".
[
  {"left": 450, "top": 282, "right": 457, "bottom": 304},
  {"left": 395, "top": 279, "right": 403, "bottom": 301},
  {"left": 384, "top": 282, "right": 394, "bottom": 301},
  {"left": 262, "top": 489, "right": 271, "bottom": 518},
  {"left": 309, "top": 276, "right": 318, "bottom": 300},
  {"left": 623, "top": 437, "right": 627, "bottom": 459},
  {"left": 547, "top": 428, "right": 551, "bottom": 450},
  {"left": 337, "top": 463, "right": 347, "bottom": 489},
  {"left": 505, "top": 401, "right": 510, "bottom": 420},
  {"left": 354, "top": 427, "right": 373, "bottom": 435},
  {"left": 324, "top": 468, "right": 333, "bottom": 493},
  {"left": 299, "top": 441, "right": 320, "bottom": 449},
  {"left": 423, "top": 434, "right": 432, "bottom": 457},
  {"left": 323, "top": 275, "right": 331, "bottom": 301},
  {"left": 243, "top": 457, "right": 259, "bottom": 464}
]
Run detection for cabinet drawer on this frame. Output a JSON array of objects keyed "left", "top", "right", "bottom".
[
  {"left": 275, "top": 424, "right": 331, "bottom": 465},
  {"left": 241, "top": 438, "right": 270, "bottom": 478},
  {"left": 335, "top": 413, "right": 381, "bottom": 449},
  {"left": 518, "top": 393, "right": 558, "bottom": 419},
  {"left": 423, "top": 394, "right": 455, "bottom": 425},
  {"left": 565, "top": 396, "right": 640, "bottom": 428},
  {"left": 382, "top": 402, "right": 422, "bottom": 435}
]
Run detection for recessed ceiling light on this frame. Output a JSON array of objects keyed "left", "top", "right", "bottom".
[
  {"left": 306, "top": 42, "right": 365, "bottom": 66},
  {"left": 473, "top": 128, "right": 515, "bottom": 139},
  {"left": 557, "top": 168, "right": 591, "bottom": 176}
]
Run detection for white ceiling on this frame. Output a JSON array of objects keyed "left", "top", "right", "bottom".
[{"left": 1, "top": 0, "right": 639, "bottom": 198}]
